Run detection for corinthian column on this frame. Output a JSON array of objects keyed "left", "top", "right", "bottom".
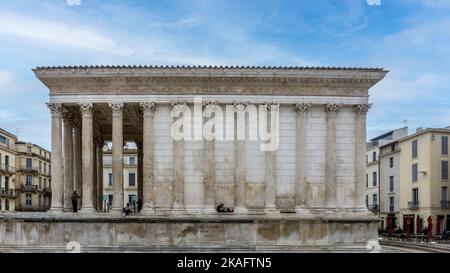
[
  {"left": 72, "top": 118, "right": 82, "bottom": 209},
  {"left": 96, "top": 139, "right": 104, "bottom": 211},
  {"left": 233, "top": 102, "right": 247, "bottom": 213},
  {"left": 109, "top": 102, "right": 124, "bottom": 212},
  {"left": 203, "top": 102, "right": 217, "bottom": 213},
  {"left": 171, "top": 102, "right": 186, "bottom": 211},
  {"left": 140, "top": 102, "right": 155, "bottom": 214},
  {"left": 264, "top": 103, "right": 279, "bottom": 212},
  {"left": 355, "top": 104, "right": 371, "bottom": 209},
  {"left": 79, "top": 103, "right": 95, "bottom": 212},
  {"left": 47, "top": 103, "right": 64, "bottom": 212},
  {"left": 62, "top": 111, "right": 73, "bottom": 212},
  {"left": 324, "top": 103, "right": 341, "bottom": 209},
  {"left": 294, "top": 103, "right": 311, "bottom": 211}
]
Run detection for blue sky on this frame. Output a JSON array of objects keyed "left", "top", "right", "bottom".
[{"left": 0, "top": 0, "right": 449, "bottom": 150}]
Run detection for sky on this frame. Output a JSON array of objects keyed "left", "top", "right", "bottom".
[{"left": 0, "top": 0, "right": 449, "bottom": 150}]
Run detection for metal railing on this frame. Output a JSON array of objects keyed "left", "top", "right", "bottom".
[
  {"left": 389, "top": 205, "right": 395, "bottom": 212},
  {"left": 17, "top": 165, "right": 39, "bottom": 172},
  {"left": 368, "top": 204, "right": 379, "bottom": 212},
  {"left": 408, "top": 201, "right": 420, "bottom": 209},
  {"left": 20, "top": 184, "right": 38, "bottom": 192},
  {"left": 0, "top": 164, "right": 15, "bottom": 173},
  {"left": 0, "top": 188, "right": 16, "bottom": 197},
  {"left": 441, "top": 200, "right": 450, "bottom": 209}
]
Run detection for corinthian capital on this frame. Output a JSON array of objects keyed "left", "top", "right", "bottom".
[
  {"left": 354, "top": 104, "right": 372, "bottom": 115},
  {"left": 295, "top": 103, "right": 311, "bottom": 113},
  {"left": 62, "top": 111, "right": 73, "bottom": 125},
  {"left": 233, "top": 102, "right": 248, "bottom": 112},
  {"left": 203, "top": 101, "right": 219, "bottom": 116},
  {"left": 46, "top": 103, "right": 62, "bottom": 117},
  {"left": 324, "top": 103, "right": 342, "bottom": 113},
  {"left": 109, "top": 102, "right": 124, "bottom": 116},
  {"left": 79, "top": 103, "right": 94, "bottom": 116},
  {"left": 139, "top": 102, "right": 155, "bottom": 116},
  {"left": 171, "top": 101, "right": 187, "bottom": 113},
  {"left": 264, "top": 103, "right": 280, "bottom": 112}
]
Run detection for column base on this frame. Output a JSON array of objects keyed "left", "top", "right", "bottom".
[
  {"left": 79, "top": 207, "right": 96, "bottom": 213},
  {"left": 264, "top": 206, "right": 278, "bottom": 214},
  {"left": 234, "top": 206, "right": 248, "bottom": 214}
]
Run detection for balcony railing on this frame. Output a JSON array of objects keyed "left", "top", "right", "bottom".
[
  {"left": 17, "top": 165, "right": 39, "bottom": 173},
  {"left": 389, "top": 206, "right": 395, "bottom": 212},
  {"left": 441, "top": 200, "right": 450, "bottom": 209},
  {"left": 408, "top": 201, "right": 420, "bottom": 209},
  {"left": 20, "top": 184, "right": 38, "bottom": 192},
  {"left": 0, "top": 164, "right": 15, "bottom": 173},
  {"left": 0, "top": 188, "right": 16, "bottom": 197}
]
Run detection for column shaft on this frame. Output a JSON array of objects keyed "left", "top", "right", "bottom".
[
  {"left": 97, "top": 142, "right": 104, "bottom": 211},
  {"left": 47, "top": 103, "right": 63, "bottom": 212},
  {"left": 295, "top": 103, "right": 311, "bottom": 209},
  {"left": 172, "top": 102, "right": 185, "bottom": 211},
  {"left": 62, "top": 112, "right": 73, "bottom": 211},
  {"left": 203, "top": 102, "right": 217, "bottom": 212},
  {"left": 80, "top": 103, "right": 95, "bottom": 212},
  {"left": 234, "top": 103, "right": 247, "bottom": 212},
  {"left": 110, "top": 103, "right": 124, "bottom": 212},
  {"left": 140, "top": 102, "right": 155, "bottom": 213},
  {"left": 264, "top": 104, "right": 278, "bottom": 211},
  {"left": 355, "top": 104, "right": 371, "bottom": 208},
  {"left": 72, "top": 120, "right": 82, "bottom": 209},
  {"left": 325, "top": 104, "right": 341, "bottom": 208}
]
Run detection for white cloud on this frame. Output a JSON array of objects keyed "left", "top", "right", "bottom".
[
  {"left": 0, "top": 13, "right": 129, "bottom": 55},
  {"left": 66, "top": 0, "right": 81, "bottom": 6},
  {"left": 419, "top": 0, "right": 450, "bottom": 8},
  {"left": 0, "top": 71, "right": 14, "bottom": 89}
]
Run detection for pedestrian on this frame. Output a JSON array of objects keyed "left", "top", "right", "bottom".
[
  {"left": 123, "top": 203, "right": 132, "bottom": 217},
  {"left": 71, "top": 191, "right": 81, "bottom": 213},
  {"left": 136, "top": 198, "right": 143, "bottom": 213}
]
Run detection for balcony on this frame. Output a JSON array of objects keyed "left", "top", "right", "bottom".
[
  {"left": 43, "top": 187, "right": 52, "bottom": 195},
  {"left": 19, "top": 184, "right": 38, "bottom": 192},
  {"left": 0, "top": 188, "right": 16, "bottom": 198},
  {"left": 408, "top": 201, "right": 420, "bottom": 209},
  {"left": 17, "top": 165, "right": 39, "bottom": 174},
  {"left": 0, "top": 164, "right": 15, "bottom": 175},
  {"left": 441, "top": 200, "right": 450, "bottom": 209}
]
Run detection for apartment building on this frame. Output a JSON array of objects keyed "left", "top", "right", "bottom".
[
  {"left": 0, "top": 128, "right": 17, "bottom": 212},
  {"left": 15, "top": 142, "right": 52, "bottom": 211},
  {"left": 398, "top": 128, "right": 450, "bottom": 233},
  {"left": 103, "top": 145, "right": 138, "bottom": 211}
]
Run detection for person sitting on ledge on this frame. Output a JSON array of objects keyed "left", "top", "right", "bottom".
[
  {"left": 216, "top": 203, "right": 234, "bottom": 213},
  {"left": 123, "top": 203, "right": 132, "bottom": 217}
]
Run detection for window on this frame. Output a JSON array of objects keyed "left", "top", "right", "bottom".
[
  {"left": 391, "top": 144, "right": 395, "bottom": 152},
  {"left": 412, "top": 188, "right": 419, "bottom": 205},
  {"left": 366, "top": 174, "right": 368, "bottom": 188},
  {"left": 0, "top": 135, "right": 7, "bottom": 145},
  {"left": 366, "top": 195, "right": 368, "bottom": 207},
  {"left": 4, "top": 155, "right": 9, "bottom": 167},
  {"left": 389, "top": 197, "right": 394, "bottom": 212},
  {"left": 442, "top": 136, "right": 449, "bottom": 155},
  {"left": 27, "top": 146, "right": 31, "bottom": 152},
  {"left": 26, "top": 158, "right": 32, "bottom": 169},
  {"left": 129, "top": 157, "right": 136, "bottom": 165},
  {"left": 412, "top": 163, "right": 418, "bottom": 182},
  {"left": 373, "top": 194, "right": 378, "bottom": 206},
  {"left": 108, "top": 173, "right": 112, "bottom": 186},
  {"left": 44, "top": 163, "right": 46, "bottom": 174},
  {"left": 4, "top": 176, "right": 9, "bottom": 190},
  {"left": 43, "top": 178, "right": 47, "bottom": 188},
  {"left": 40, "top": 150, "right": 42, "bottom": 156},
  {"left": 129, "top": 173, "right": 136, "bottom": 187},
  {"left": 39, "top": 177, "right": 42, "bottom": 189},
  {"left": 39, "top": 161, "right": 42, "bottom": 172},
  {"left": 372, "top": 172, "right": 377, "bottom": 187},
  {"left": 26, "top": 194, "right": 32, "bottom": 208},
  {"left": 442, "top": 161, "right": 448, "bottom": 180},
  {"left": 389, "top": 157, "right": 394, "bottom": 168},
  {"left": 39, "top": 195, "right": 42, "bottom": 207},
  {"left": 5, "top": 199, "right": 9, "bottom": 211},
  {"left": 26, "top": 175, "right": 32, "bottom": 186},
  {"left": 389, "top": 176, "right": 394, "bottom": 192},
  {"left": 442, "top": 187, "right": 448, "bottom": 202},
  {"left": 412, "top": 140, "right": 418, "bottom": 158},
  {"left": 372, "top": 152, "right": 377, "bottom": 161}
]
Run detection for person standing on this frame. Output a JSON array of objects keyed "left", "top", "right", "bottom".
[{"left": 71, "top": 191, "right": 81, "bottom": 213}]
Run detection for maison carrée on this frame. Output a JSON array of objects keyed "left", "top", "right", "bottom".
[{"left": 0, "top": 65, "right": 387, "bottom": 252}]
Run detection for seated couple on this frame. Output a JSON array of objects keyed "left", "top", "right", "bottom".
[{"left": 216, "top": 203, "right": 234, "bottom": 213}]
